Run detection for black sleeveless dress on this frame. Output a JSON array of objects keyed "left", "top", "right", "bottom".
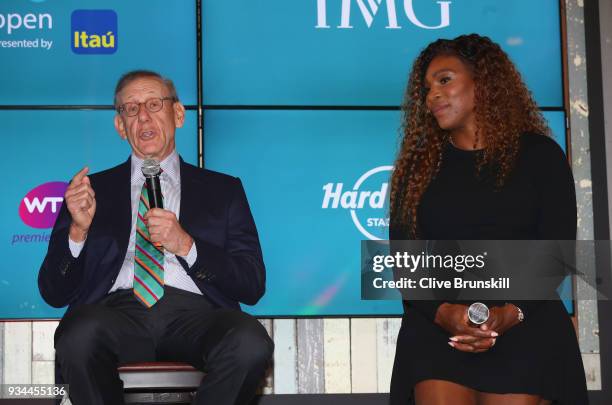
[{"left": 389, "top": 134, "right": 588, "bottom": 404}]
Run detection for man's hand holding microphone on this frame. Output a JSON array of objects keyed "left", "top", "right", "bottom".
[{"left": 64, "top": 163, "right": 192, "bottom": 256}]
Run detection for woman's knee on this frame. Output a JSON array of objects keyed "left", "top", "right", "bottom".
[
  {"left": 477, "top": 392, "right": 547, "bottom": 405},
  {"left": 414, "top": 379, "right": 477, "bottom": 405}
]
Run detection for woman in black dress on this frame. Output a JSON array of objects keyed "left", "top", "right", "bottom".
[{"left": 389, "top": 34, "right": 588, "bottom": 405}]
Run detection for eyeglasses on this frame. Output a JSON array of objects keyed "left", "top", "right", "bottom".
[{"left": 117, "top": 97, "right": 176, "bottom": 117}]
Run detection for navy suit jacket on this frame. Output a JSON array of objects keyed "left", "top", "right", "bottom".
[{"left": 38, "top": 157, "right": 266, "bottom": 312}]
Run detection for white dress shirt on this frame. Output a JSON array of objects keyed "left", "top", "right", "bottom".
[{"left": 68, "top": 151, "right": 201, "bottom": 295}]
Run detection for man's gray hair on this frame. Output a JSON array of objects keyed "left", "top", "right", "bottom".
[{"left": 114, "top": 70, "right": 179, "bottom": 108}]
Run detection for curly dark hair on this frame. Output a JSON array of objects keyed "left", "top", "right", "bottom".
[{"left": 390, "top": 33, "right": 550, "bottom": 238}]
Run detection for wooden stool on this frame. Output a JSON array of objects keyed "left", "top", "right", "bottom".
[{"left": 118, "top": 362, "right": 205, "bottom": 404}]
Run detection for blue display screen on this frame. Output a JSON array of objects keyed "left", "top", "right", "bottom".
[
  {"left": 0, "top": 0, "right": 569, "bottom": 318},
  {"left": 203, "top": 0, "right": 562, "bottom": 107},
  {"left": 204, "top": 109, "right": 568, "bottom": 316},
  {"left": 1, "top": 110, "right": 198, "bottom": 318},
  {"left": 2, "top": 109, "right": 568, "bottom": 318},
  {"left": 0, "top": 0, "right": 196, "bottom": 105}
]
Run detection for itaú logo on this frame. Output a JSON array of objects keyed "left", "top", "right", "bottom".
[
  {"left": 315, "top": 0, "right": 451, "bottom": 29},
  {"left": 19, "top": 182, "right": 68, "bottom": 229},
  {"left": 322, "top": 166, "right": 392, "bottom": 240},
  {"left": 71, "top": 10, "right": 118, "bottom": 54}
]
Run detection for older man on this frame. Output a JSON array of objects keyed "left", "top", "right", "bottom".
[{"left": 39, "top": 70, "right": 273, "bottom": 405}]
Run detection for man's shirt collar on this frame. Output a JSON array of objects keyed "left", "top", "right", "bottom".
[{"left": 130, "top": 150, "right": 180, "bottom": 185}]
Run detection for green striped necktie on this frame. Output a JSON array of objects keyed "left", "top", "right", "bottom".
[{"left": 133, "top": 182, "right": 164, "bottom": 307}]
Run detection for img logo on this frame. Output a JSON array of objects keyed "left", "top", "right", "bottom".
[
  {"left": 322, "top": 166, "right": 392, "bottom": 240},
  {"left": 316, "top": 0, "right": 451, "bottom": 30},
  {"left": 71, "top": 10, "right": 117, "bottom": 54},
  {"left": 19, "top": 182, "right": 68, "bottom": 229}
]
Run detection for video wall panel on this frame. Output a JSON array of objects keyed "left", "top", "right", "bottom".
[
  {"left": 2, "top": 108, "right": 571, "bottom": 318},
  {"left": 204, "top": 109, "right": 568, "bottom": 316},
  {"left": 202, "top": 0, "right": 562, "bottom": 107},
  {"left": 0, "top": 0, "right": 196, "bottom": 105},
  {"left": 1, "top": 0, "right": 569, "bottom": 318},
  {"left": 2, "top": 110, "right": 198, "bottom": 318}
]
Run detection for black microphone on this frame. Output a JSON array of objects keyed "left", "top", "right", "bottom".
[{"left": 141, "top": 159, "right": 163, "bottom": 209}]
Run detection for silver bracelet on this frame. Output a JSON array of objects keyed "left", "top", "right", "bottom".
[
  {"left": 506, "top": 302, "right": 524, "bottom": 322},
  {"left": 516, "top": 305, "right": 524, "bottom": 322}
]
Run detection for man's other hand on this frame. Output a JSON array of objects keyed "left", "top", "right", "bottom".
[{"left": 66, "top": 167, "right": 96, "bottom": 242}]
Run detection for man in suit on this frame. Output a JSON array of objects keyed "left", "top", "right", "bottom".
[{"left": 38, "top": 70, "right": 273, "bottom": 405}]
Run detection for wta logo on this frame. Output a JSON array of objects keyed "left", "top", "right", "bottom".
[
  {"left": 322, "top": 166, "right": 392, "bottom": 240},
  {"left": 19, "top": 182, "right": 68, "bottom": 229},
  {"left": 71, "top": 10, "right": 117, "bottom": 54}
]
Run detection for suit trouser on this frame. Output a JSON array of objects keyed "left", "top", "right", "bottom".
[{"left": 54, "top": 286, "right": 274, "bottom": 405}]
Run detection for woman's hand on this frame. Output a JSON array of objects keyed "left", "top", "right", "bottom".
[
  {"left": 479, "top": 303, "right": 521, "bottom": 336},
  {"left": 440, "top": 304, "right": 522, "bottom": 353},
  {"left": 434, "top": 303, "right": 498, "bottom": 353}
]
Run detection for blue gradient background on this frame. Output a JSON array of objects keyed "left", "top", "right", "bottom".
[
  {"left": 2, "top": 111, "right": 198, "bottom": 318},
  {"left": 205, "top": 110, "right": 568, "bottom": 316},
  {"left": 203, "top": 0, "right": 562, "bottom": 106},
  {"left": 0, "top": 0, "right": 568, "bottom": 317},
  {"left": 0, "top": 0, "right": 196, "bottom": 105}
]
